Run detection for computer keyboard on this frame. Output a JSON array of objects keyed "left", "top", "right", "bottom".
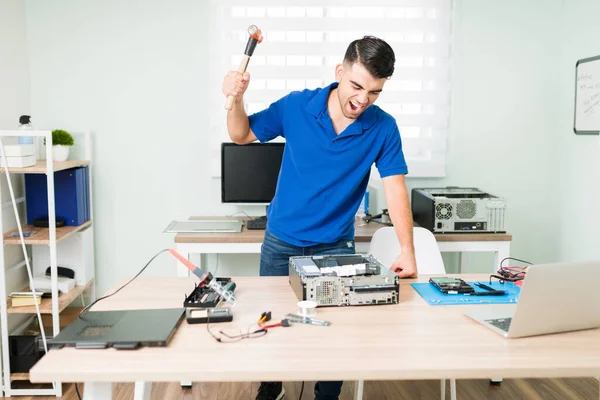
[
  {"left": 247, "top": 217, "right": 267, "bottom": 230},
  {"left": 485, "top": 317, "right": 512, "bottom": 332}
]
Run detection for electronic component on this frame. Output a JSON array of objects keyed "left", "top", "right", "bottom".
[
  {"left": 363, "top": 209, "right": 392, "bottom": 226},
  {"left": 285, "top": 314, "right": 331, "bottom": 327},
  {"left": 32, "top": 217, "right": 66, "bottom": 228},
  {"left": 183, "top": 278, "right": 234, "bottom": 308},
  {"left": 246, "top": 217, "right": 267, "bottom": 230},
  {"left": 45, "top": 266, "right": 75, "bottom": 279},
  {"left": 169, "top": 249, "right": 237, "bottom": 305},
  {"left": 490, "top": 257, "right": 531, "bottom": 287},
  {"left": 258, "top": 311, "right": 272, "bottom": 323},
  {"left": 186, "top": 308, "right": 233, "bottom": 324},
  {"left": 412, "top": 187, "right": 506, "bottom": 233},
  {"left": 31, "top": 275, "right": 76, "bottom": 294},
  {"left": 429, "top": 277, "right": 475, "bottom": 294},
  {"left": 288, "top": 254, "right": 399, "bottom": 307}
]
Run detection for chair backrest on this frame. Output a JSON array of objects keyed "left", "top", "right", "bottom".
[{"left": 368, "top": 226, "right": 446, "bottom": 274}]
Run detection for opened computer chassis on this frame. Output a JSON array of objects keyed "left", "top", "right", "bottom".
[{"left": 289, "top": 254, "right": 398, "bottom": 306}]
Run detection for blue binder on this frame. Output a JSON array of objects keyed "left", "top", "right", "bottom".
[
  {"left": 25, "top": 167, "right": 89, "bottom": 226},
  {"left": 83, "top": 166, "right": 90, "bottom": 220}
]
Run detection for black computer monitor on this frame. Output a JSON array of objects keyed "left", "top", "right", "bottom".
[{"left": 221, "top": 142, "right": 284, "bottom": 204}]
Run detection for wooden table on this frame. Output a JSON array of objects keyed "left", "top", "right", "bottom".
[
  {"left": 30, "top": 275, "right": 600, "bottom": 400},
  {"left": 173, "top": 217, "right": 512, "bottom": 276}
]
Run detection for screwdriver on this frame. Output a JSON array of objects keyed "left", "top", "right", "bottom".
[{"left": 471, "top": 282, "right": 506, "bottom": 296}]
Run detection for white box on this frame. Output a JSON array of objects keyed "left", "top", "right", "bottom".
[
  {"left": 0, "top": 155, "right": 36, "bottom": 167},
  {"left": 32, "top": 226, "right": 94, "bottom": 286},
  {"left": 3, "top": 144, "right": 35, "bottom": 157},
  {"left": 32, "top": 275, "right": 76, "bottom": 293}
]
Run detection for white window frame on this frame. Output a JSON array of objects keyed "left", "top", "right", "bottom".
[{"left": 209, "top": 0, "right": 453, "bottom": 178}]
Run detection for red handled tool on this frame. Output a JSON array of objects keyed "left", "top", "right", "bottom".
[{"left": 169, "top": 249, "right": 236, "bottom": 304}]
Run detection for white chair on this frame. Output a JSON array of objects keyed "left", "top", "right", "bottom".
[{"left": 353, "top": 226, "right": 457, "bottom": 400}]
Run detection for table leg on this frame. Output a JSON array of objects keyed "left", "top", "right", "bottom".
[
  {"left": 175, "top": 246, "right": 192, "bottom": 277},
  {"left": 490, "top": 244, "right": 509, "bottom": 387},
  {"left": 437, "top": 241, "right": 511, "bottom": 273},
  {"left": 354, "top": 380, "right": 364, "bottom": 400},
  {"left": 450, "top": 379, "right": 457, "bottom": 400},
  {"left": 492, "top": 242, "right": 511, "bottom": 272},
  {"left": 134, "top": 381, "right": 152, "bottom": 400},
  {"left": 82, "top": 382, "right": 112, "bottom": 400},
  {"left": 175, "top": 247, "right": 198, "bottom": 389},
  {"left": 441, "top": 379, "right": 446, "bottom": 400},
  {"left": 457, "top": 252, "right": 468, "bottom": 273}
]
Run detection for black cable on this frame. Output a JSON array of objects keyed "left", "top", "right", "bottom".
[
  {"left": 500, "top": 257, "right": 533, "bottom": 268},
  {"left": 495, "top": 257, "right": 532, "bottom": 281},
  {"left": 299, "top": 381, "right": 305, "bottom": 400},
  {"left": 207, "top": 312, "right": 266, "bottom": 343},
  {"left": 228, "top": 211, "right": 255, "bottom": 220},
  {"left": 75, "top": 382, "right": 82, "bottom": 400},
  {"left": 78, "top": 249, "right": 170, "bottom": 318}
]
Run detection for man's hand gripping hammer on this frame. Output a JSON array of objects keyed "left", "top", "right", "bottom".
[{"left": 224, "top": 25, "right": 263, "bottom": 110}]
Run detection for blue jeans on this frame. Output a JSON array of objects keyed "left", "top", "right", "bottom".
[{"left": 260, "top": 229, "right": 355, "bottom": 400}]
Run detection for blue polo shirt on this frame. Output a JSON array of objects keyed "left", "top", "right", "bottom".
[{"left": 248, "top": 82, "right": 408, "bottom": 247}]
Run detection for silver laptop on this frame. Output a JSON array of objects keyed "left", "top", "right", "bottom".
[
  {"left": 163, "top": 220, "right": 243, "bottom": 233},
  {"left": 464, "top": 261, "right": 600, "bottom": 338}
]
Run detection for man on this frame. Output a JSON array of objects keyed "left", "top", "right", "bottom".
[{"left": 222, "top": 36, "right": 418, "bottom": 400}]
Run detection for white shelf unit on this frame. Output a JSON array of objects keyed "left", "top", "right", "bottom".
[{"left": 0, "top": 130, "right": 96, "bottom": 397}]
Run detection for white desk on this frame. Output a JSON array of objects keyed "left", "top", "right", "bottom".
[
  {"left": 174, "top": 217, "right": 512, "bottom": 277},
  {"left": 30, "top": 276, "right": 600, "bottom": 400}
]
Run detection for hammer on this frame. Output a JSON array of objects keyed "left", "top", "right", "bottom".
[{"left": 225, "top": 25, "right": 263, "bottom": 110}]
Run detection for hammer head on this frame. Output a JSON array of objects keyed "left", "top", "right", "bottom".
[
  {"left": 248, "top": 25, "right": 263, "bottom": 43},
  {"left": 244, "top": 25, "right": 263, "bottom": 57}
]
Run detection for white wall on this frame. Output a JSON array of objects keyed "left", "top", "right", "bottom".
[
  {"left": 0, "top": 0, "right": 30, "bottom": 128},
  {"left": 555, "top": 0, "right": 600, "bottom": 262},
  {"left": 24, "top": 0, "right": 262, "bottom": 295},
  {"left": 375, "top": 0, "right": 563, "bottom": 272},
  {"left": 22, "top": 0, "right": 579, "bottom": 294},
  {"left": 0, "top": 0, "right": 33, "bottom": 332}
]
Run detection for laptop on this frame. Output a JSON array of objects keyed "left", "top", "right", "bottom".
[
  {"left": 49, "top": 308, "right": 185, "bottom": 349},
  {"left": 464, "top": 261, "right": 600, "bottom": 338},
  {"left": 163, "top": 220, "right": 243, "bottom": 233}
]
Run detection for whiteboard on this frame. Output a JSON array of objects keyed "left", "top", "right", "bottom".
[{"left": 574, "top": 55, "right": 600, "bottom": 134}]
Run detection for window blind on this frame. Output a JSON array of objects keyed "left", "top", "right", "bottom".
[{"left": 209, "top": 0, "right": 453, "bottom": 177}]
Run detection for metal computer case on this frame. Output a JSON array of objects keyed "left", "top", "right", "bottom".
[
  {"left": 288, "top": 254, "right": 399, "bottom": 307},
  {"left": 412, "top": 187, "right": 507, "bottom": 233}
]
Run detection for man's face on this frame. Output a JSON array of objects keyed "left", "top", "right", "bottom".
[{"left": 334, "top": 62, "right": 386, "bottom": 120}]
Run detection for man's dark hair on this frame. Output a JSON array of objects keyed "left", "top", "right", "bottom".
[{"left": 343, "top": 36, "right": 395, "bottom": 79}]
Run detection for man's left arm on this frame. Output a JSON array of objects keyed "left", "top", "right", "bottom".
[{"left": 381, "top": 174, "right": 418, "bottom": 278}]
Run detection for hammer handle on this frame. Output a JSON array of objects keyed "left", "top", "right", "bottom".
[{"left": 225, "top": 55, "right": 251, "bottom": 110}]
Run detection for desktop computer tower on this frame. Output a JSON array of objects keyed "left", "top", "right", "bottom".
[{"left": 412, "top": 187, "right": 507, "bottom": 233}]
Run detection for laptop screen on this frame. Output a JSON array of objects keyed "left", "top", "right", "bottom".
[{"left": 50, "top": 308, "right": 185, "bottom": 349}]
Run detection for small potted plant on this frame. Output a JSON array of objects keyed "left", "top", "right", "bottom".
[{"left": 48, "top": 129, "right": 74, "bottom": 161}]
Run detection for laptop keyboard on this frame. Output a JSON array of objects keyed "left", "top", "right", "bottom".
[
  {"left": 77, "top": 325, "right": 113, "bottom": 337},
  {"left": 485, "top": 317, "right": 512, "bottom": 332}
]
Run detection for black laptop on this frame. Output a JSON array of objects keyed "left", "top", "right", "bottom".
[{"left": 49, "top": 308, "right": 185, "bottom": 350}]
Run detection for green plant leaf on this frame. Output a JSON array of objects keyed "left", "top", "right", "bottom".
[{"left": 45, "top": 129, "right": 74, "bottom": 146}]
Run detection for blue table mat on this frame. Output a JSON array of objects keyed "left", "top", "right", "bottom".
[{"left": 411, "top": 281, "right": 521, "bottom": 305}]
